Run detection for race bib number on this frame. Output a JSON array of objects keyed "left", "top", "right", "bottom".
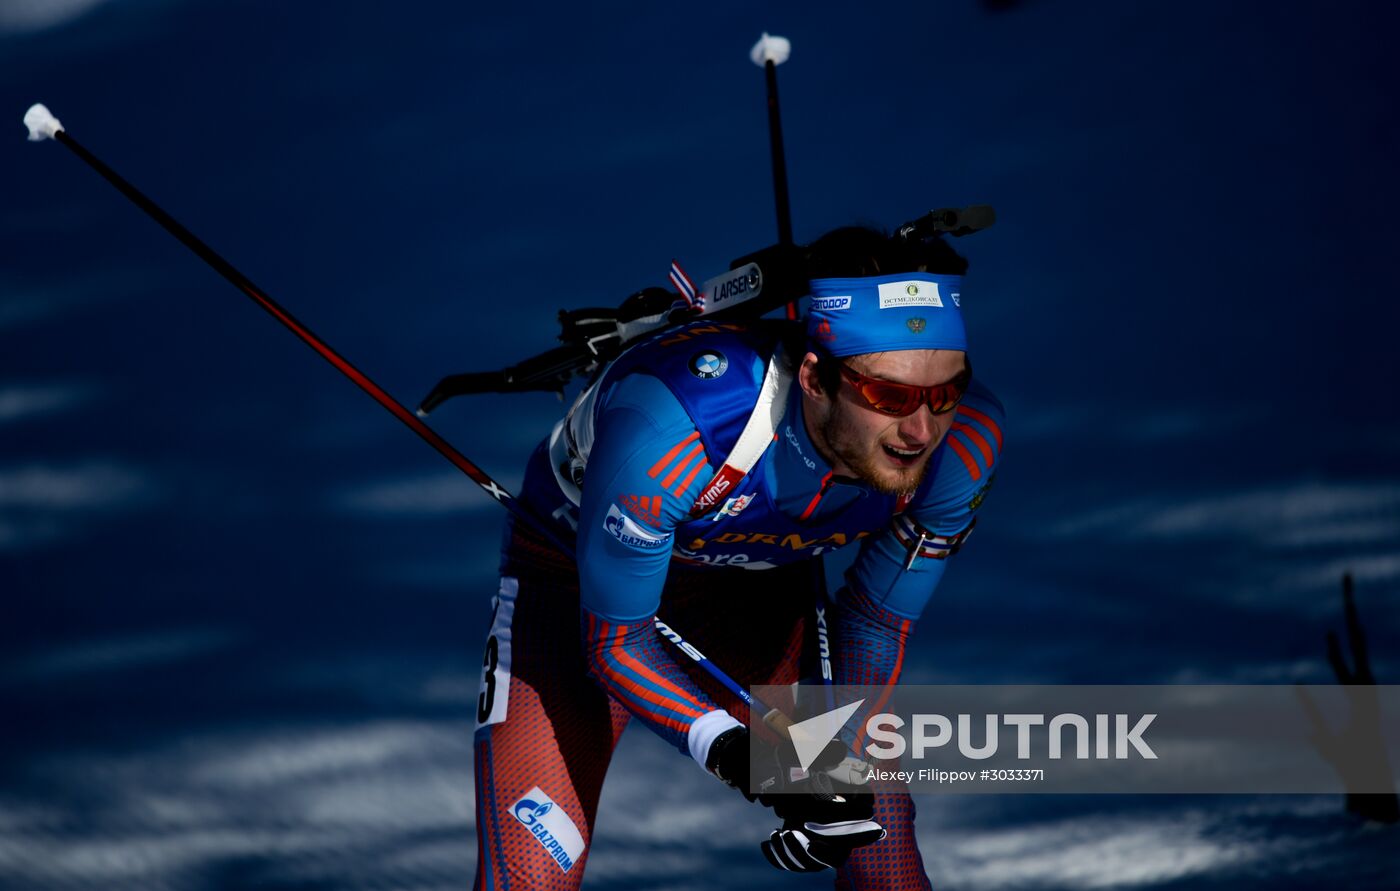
[{"left": 476, "top": 576, "right": 518, "bottom": 730}]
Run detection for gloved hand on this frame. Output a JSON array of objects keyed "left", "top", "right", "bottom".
[
  {"left": 760, "top": 763, "right": 886, "bottom": 872},
  {"left": 706, "top": 726, "right": 886, "bottom": 871}
]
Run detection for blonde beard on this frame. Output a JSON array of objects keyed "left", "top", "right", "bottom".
[{"left": 818, "top": 404, "right": 932, "bottom": 496}]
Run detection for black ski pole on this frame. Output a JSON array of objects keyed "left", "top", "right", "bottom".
[
  {"left": 751, "top": 33, "right": 798, "bottom": 319},
  {"left": 749, "top": 37, "right": 837, "bottom": 713},
  {"left": 750, "top": 35, "right": 836, "bottom": 709},
  {"left": 22, "top": 103, "right": 786, "bottom": 727}
]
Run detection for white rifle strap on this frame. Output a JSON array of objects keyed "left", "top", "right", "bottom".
[{"left": 688, "top": 352, "right": 793, "bottom": 517}]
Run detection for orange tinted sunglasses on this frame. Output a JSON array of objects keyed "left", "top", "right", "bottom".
[{"left": 837, "top": 361, "right": 971, "bottom": 417}]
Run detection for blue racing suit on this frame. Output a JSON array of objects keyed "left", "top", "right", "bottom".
[{"left": 472, "top": 320, "right": 1005, "bottom": 890}]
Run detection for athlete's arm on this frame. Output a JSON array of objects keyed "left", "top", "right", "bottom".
[
  {"left": 574, "top": 375, "right": 744, "bottom": 769},
  {"left": 836, "top": 380, "right": 1006, "bottom": 685}
]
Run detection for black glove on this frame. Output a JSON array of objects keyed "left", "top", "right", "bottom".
[
  {"left": 760, "top": 766, "right": 886, "bottom": 872},
  {"left": 707, "top": 725, "right": 764, "bottom": 800},
  {"left": 706, "top": 726, "right": 886, "bottom": 871}
]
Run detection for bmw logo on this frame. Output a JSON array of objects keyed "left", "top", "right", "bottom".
[{"left": 690, "top": 351, "right": 728, "bottom": 380}]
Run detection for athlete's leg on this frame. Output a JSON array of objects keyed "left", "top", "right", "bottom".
[
  {"left": 473, "top": 519, "right": 630, "bottom": 891},
  {"left": 831, "top": 587, "right": 932, "bottom": 891},
  {"left": 834, "top": 780, "right": 928, "bottom": 891}
]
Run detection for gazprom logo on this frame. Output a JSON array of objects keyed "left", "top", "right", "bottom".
[
  {"left": 811, "top": 295, "right": 851, "bottom": 311},
  {"left": 509, "top": 787, "right": 585, "bottom": 872},
  {"left": 514, "top": 799, "right": 553, "bottom": 823},
  {"left": 605, "top": 504, "right": 670, "bottom": 551}
]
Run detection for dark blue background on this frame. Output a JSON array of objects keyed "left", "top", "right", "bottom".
[{"left": 2, "top": 1, "right": 1397, "bottom": 888}]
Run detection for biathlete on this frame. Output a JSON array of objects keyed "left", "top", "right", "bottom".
[{"left": 472, "top": 225, "right": 1006, "bottom": 889}]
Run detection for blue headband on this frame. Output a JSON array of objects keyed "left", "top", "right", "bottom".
[{"left": 805, "top": 273, "right": 968, "bottom": 357}]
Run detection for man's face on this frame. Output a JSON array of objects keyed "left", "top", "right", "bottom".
[{"left": 799, "top": 349, "right": 968, "bottom": 496}]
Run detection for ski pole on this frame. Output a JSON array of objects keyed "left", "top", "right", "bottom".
[
  {"left": 751, "top": 39, "right": 838, "bottom": 728},
  {"left": 22, "top": 102, "right": 783, "bottom": 724},
  {"left": 750, "top": 33, "right": 798, "bottom": 320},
  {"left": 21, "top": 109, "right": 555, "bottom": 540},
  {"left": 748, "top": 37, "right": 834, "bottom": 708}
]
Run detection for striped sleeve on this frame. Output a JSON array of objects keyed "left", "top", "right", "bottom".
[
  {"left": 575, "top": 373, "right": 728, "bottom": 755},
  {"left": 943, "top": 388, "right": 1004, "bottom": 484},
  {"left": 582, "top": 608, "right": 721, "bottom": 753},
  {"left": 848, "top": 379, "right": 1006, "bottom": 618}
]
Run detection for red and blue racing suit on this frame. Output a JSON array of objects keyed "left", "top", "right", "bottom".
[{"left": 473, "top": 322, "right": 1005, "bottom": 890}]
